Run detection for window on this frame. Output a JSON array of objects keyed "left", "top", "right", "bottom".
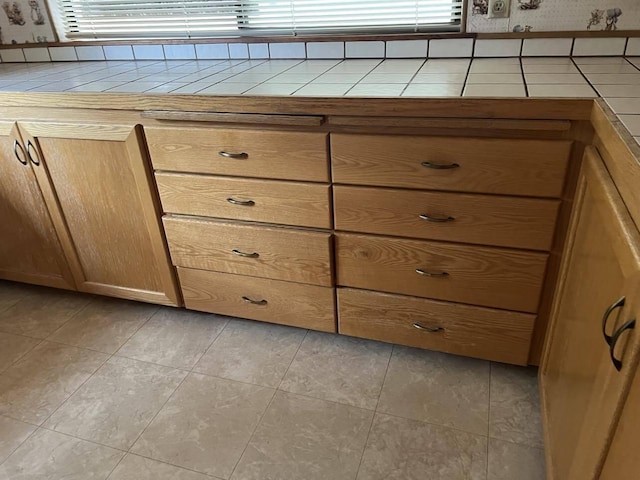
[{"left": 51, "top": 0, "right": 463, "bottom": 40}]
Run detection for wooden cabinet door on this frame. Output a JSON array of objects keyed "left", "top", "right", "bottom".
[
  {"left": 540, "top": 146, "right": 640, "bottom": 480},
  {"left": 0, "top": 121, "right": 74, "bottom": 289},
  {"left": 18, "top": 121, "right": 179, "bottom": 306}
]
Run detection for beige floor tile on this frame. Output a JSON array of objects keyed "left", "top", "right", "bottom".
[
  {"left": 194, "top": 319, "right": 306, "bottom": 388},
  {"left": 489, "top": 363, "right": 543, "bottom": 448},
  {"left": 378, "top": 347, "right": 490, "bottom": 436},
  {"left": 132, "top": 373, "right": 274, "bottom": 478},
  {"left": 0, "top": 341, "right": 108, "bottom": 424},
  {"left": 280, "top": 331, "right": 392, "bottom": 410},
  {"left": 108, "top": 454, "right": 212, "bottom": 480},
  {"left": 0, "top": 428, "right": 123, "bottom": 480},
  {"left": 357, "top": 413, "right": 487, "bottom": 480},
  {"left": 45, "top": 356, "right": 186, "bottom": 450},
  {"left": 232, "top": 391, "right": 372, "bottom": 480},
  {"left": 487, "top": 438, "right": 545, "bottom": 480},
  {"left": 48, "top": 297, "right": 158, "bottom": 354},
  {"left": 0, "top": 332, "right": 39, "bottom": 374},
  {"left": 117, "top": 308, "right": 228, "bottom": 369},
  {"left": 0, "top": 416, "right": 36, "bottom": 463},
  {"left": 0, "top": 281, "right": 34, "bottom": 313},
  {"left": 0, "top": 289, "right": 90, "bottom": 339}
]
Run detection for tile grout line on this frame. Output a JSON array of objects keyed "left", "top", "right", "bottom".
[
  {"left": 572, "top": 57, "right": 599, "bottom": 97},
  {"left": 341, "top": 59, "right": 384, "bottom": 96},
  {"left": 227, "top": 328, "right": 309, "bottom": 478},
  {"left": 519, "top": 57, "right": 530, "bottom": 98},
  {"left": 398, "top": 58, "right": 428, "bottom": 97}
]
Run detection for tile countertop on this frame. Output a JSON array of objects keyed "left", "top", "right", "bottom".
[{"left": 0, "top": 56, "right": 639, "bottom": 143}]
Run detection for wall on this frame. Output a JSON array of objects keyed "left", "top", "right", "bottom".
[
  {"left": 467, "top": 0, "right": 640, "bottom": 33},
  {"left": 0, "top": 0, "right": 55, "bottom": 44}
]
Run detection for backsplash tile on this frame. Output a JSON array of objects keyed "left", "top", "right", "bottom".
[
  {"left": 195, "top": 43, "right": 229, "bottom": 59},
  {"left": 269, "top": 42, "right": 306, "bottom": 59},
  {"left": 521, "top": 38, "right": 573, "bottom": 56},
  {"left": 248, "top": 43, "right": 269, "bottom": 59},
  {"left": 133, "top": 45, "right": 165, "bottom": 60},
  {"left": 229, "top": 43, "right": 250, "bottom": 59},
  {"left": 474, "top": 39, "right": 522, "bottom": 57},
  {"left": 573, "top": 37, "right": 627, "bottom": 56},
  {"left": 163, "top": 44, "right": 196, "bottom": 60},
  {"left": 23, "top": 47, "right": 50, "bottom": 62},
  {"left": 103, "top": 45, "right": 134, "bottom": 60},
  {"left": 429, "top": 39, "right": 474, "bottom": 58},
  {"left": 48, "top": 46, "right": 77, "bottom": 61},
  {"left": 386, "top": 40, "right": 428, "bottom": 58},
  {"left": 75, "top": 46, "right": 105, "bottom": 61},
  {"left": 307, "top": 42, "right": 345, "bottom": 59},
  {"left": 626, "top": 38, "right": 640, "bottom": 56},
  {"left": 345, "top": 41, "right": 385, "bottom": 58}
]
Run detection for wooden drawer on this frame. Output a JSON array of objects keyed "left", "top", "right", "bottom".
[
  {"left": 338, "top": 288, "right": 535, "bottom": 365},
  {"left": 331, "top": 134, "right": 571, "bottom": 197},
  {"left": 178, "top": 267, "right": 336, "bottom": 332},
  {"left": 156, "top": 173, "right": 332, "bottom": 229},
  {"left": 336, "top": 233, "right": 547, "bottom": 313},
  {"left": 146, "top": 127, "right": 329, "bottom": 182},
  {"left": 334, "top": 186, "right": 559, "bottom": 250},
  {"left": 163, "top": 216, "right": 333, "bottom": 286}
]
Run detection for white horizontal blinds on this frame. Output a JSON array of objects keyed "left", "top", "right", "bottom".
[{"left": 55, "top": 0, "right": 462, "bottom": 39}]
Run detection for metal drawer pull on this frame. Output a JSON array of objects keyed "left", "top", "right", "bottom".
[
  {"left": 13, "top": 140, "right": 27, "bottom": 165},
  {"left": 416, "top": 268, "right": 449, "bottom": 278},
  {"left": 421, "top": 161, "right": 460, "bottom": 170},
  {"left": 227, "top": 197, "right": 255, "bottom": 206},
  {"left": 609, "top": 318, "right": 636, "bottom": 372},
  {"left": 602, "top": 296, "right": 626, "bottom": 346},
  {"left": 242, "top": 296, "right": 267, "bottom": 306},
  {"left": 219, "top": 151, "right": 248, "bottom": 159},
  {"left": 413, "top": 323, "right": 444, "bottom": 333},
  {"left": 26, "top": 140, "right": 40, "bottom": 166},
  {"left": 232, "top": 249, "right": 259, "bottom": 258},
  {"left": 419, "top": 214, "right": 455, "bottom": 223}
]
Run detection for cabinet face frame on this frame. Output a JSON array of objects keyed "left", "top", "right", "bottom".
[
  {"left": 0, "top": 121, "right": 75, "bottom": 289},
  {"left": 17, "top": 121, "right": 180, "bottom": 306},
  {"left": 540, "top": 146, "right": 640, "bottom": 480}
]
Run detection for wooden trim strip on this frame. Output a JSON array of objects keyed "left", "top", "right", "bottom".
[
  {"left": 141, "top": 110, "right": 325, "bottom": 126},
  {"left": 18, "top": 122, "right": 133, "bottom": 141},
  {"left": 328, "top": 116, "right": 572, "bottom": 131}
]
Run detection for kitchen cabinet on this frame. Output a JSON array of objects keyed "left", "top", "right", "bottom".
[
  {"left": 17, "top": 121, "right": 179, "bottom": 306},
  {"left": 540, "top": 146, "right": 640, "bottom": 480},
  {"left": 0, "top": 121, "right": 75, "bottom": 289}
]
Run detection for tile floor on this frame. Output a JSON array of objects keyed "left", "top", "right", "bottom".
[{"left": 0, "top": 281, "right": 545, "bottom": 479}]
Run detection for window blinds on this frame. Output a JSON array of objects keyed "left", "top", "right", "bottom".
[{"left": 53, "top": 0, "right": 463, "bottom": 39}]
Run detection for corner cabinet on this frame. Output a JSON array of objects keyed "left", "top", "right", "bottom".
[
  {"left": 540, "top": 146, "right": 640, "bottom": 480},
  {"left": 12, "top": 120, "right": 179, "bottom": 306},
  {"left": 0, "top": 121, "right": 75, "bottom": 289}
]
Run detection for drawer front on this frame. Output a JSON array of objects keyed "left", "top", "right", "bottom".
[
  {"left": 146, "top": 127, "right": 329, "bottom": 182},
  {"left": 338, "top": 288, "right": 535, "bottom": 365},
  {"left": 334, "top": 186, "right": 559, "bottom": 250},
  {"left": 336, "top": 233, "right": 547, "bottom": 313},
  {"left": 164, "top": 216, "right": 333, "bottom": 286},
  {"left": 156, "top": 173, "right": 332, "bottom": 229},
  {"left": 331, "top": 134, "right": 571, "bottom": 197},
  {"left": 178, "top": 267, "right": 336, "bottom": 332}
]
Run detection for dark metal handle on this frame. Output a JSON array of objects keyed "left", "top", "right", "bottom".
[
  {"left": 602, "top": 296, "right": 626, "bottom": 346},
  {"left": 415, "top": 268, "right": 449, "bottom": 278},
  {"left": 227, "top": 197, "right": 255, "bottom": 206},
  {"left": 609, "top": 318, "right": 636, "bottom": 371},
  {"left": 419, "top": 214, "right": 455, "bottom": 223},
  {"left": 413, "top": 322, "right": 444, "bottom": 333},
  {"left": 232, "top": 249, "right": 259, "bottom": 258},
  {"left": 242, "top": 296, "right": 267, "bottom": 305},
  {"left": 219, "top": 151, "right": 248, "bottom": 159},
  {"left": 13, "top": 140, "right": 27, "bottom": 165},
  {"left": 26, "top": 140, "right": 40, "bottom": 166},
  {"left": 421, "top": 161, "right": 460, "bottom": 170}
]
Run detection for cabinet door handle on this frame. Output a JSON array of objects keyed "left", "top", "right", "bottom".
[
  {"left": 13, "top": 140, "right": 27, "bottom": 165},
  {"left": 227, "top": 197, "right": 255, "bottom": 206},
  {"left": 415, "top": 268, "right": 449, "bottom": 278},
  {"left": 232, "top": 249, "right": 259, "bottom": 258},
  {"left": 419, "top": 214, "right": 455, "bottom": 223},
  {"left": 609, "top": 318, "right": 636, "bottom": 372},
  {"left": 602, "top": 296, "right": 626, "bottom": 346},
  {"left": 26, "top": 140, "right": 40, "bottom": 166},
  {"left": 421, "top": 161, "right": 460, "bottom": 170},
  {"left": 219, "top": 151, "right": 248, "bottom": 159},
  {"left": 242, "top": 296, "right": 267, "bottom": 305},
  {"left": 413, "top": 322, "right": 444, "bottom": 333}
]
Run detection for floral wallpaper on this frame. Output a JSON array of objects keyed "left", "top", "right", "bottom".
[
  {"left": 467, "top": 0, "right": 640, "bottom": 33},
  {"left": 0, "top": 0, "right": 54, "bottom": 44}
]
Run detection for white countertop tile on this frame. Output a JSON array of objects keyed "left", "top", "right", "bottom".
[
  {"left": 595, "top": 85, "right": 640, "bottom": 97},
  {"left": 584, "top": 73, "right": 640, "bottom": 85},
  {"left": 466, "top": 74, "right": 524, "bottom": 84},
  {"left": 345, "top": 83, "right": 406, "bottom": 97},
  {"left": 604, "top": 97, "right": 640, "bottom": 114},
  {"left": 402, "top": 83, "right": 463, "bottom": 97},
  {"left": 463, "top": 84, "right": 526, "bottom": 97},
  {"left": 619, "top": 115, "right": 640, "bottom": 136},
  {"left": 525, "top": 73, "right": 589, "bottom": 84}
]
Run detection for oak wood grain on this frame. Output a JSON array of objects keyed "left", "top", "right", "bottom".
[
  {"left": 333, "top": 185, "right": 560, "bottom": 250},
  {"left": 178, "top": 267, "right": 336, "bottom": 332},
  {"left": 142, "top": 110, "right": 325, "bottom": 126},
  {"left": 336, "top": 232, "right": 548, "bottom": 313},
  {"left": 331, "top": 134, "right": 572, "bottom": 197},
  {"left": 338, "top": 287, "right": 535, "bottom": 365},
  {"left": 155, "top": 172, "right": 332, "bottom": 229}
]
